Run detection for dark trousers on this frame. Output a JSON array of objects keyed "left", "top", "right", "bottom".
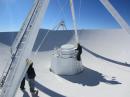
[
  {"left": 28, "top": 78, "right": 35, "bottom": 92},
  {"left": 20, "top": 77, "right": 25, "bottom": 89},
  {"left": 20, "top": 77, "right": 35, "bottom": 92},
  {"left": 77, "top": 53, "right": 81, "bottom": 61}
]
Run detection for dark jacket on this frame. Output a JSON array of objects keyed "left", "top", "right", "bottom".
[
  {"left": 76, "top": 44, "right": 82, "bottom": 61},
  {"left": 27, "top": 64, "right": 36, "bottom": 79}
]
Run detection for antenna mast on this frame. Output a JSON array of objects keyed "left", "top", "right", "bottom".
[
  {"left": 55, "top": 20, "right": 67, "bottom": 30},
  {"left": 70, "top": 0, "right": 79, "bottom": 45},
  {"left": 0, "top": 0, "right": 49, "bottom": 97}
]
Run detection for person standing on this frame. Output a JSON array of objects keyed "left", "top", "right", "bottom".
[
  {"left": 20, "top": 59, "right": 37, "bottom": 94},
  {"left": 27, "top": 62, "right": 36, "bottom": 93},
  {"left": 76, "top": 43, "right": 82, "bottom": 61}
]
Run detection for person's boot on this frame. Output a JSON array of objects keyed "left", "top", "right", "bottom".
[
  {"left": 20, "top": 87, "right": 25, "bottom": 91},
  {"left": 30, "top": 88, "right": 38, "bottom": 95},
  {"left": 30, "top": 88, "right": 35, "bottom": 93}
]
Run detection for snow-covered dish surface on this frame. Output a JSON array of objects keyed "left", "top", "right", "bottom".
[{"left": 0, "top": 29, "right": 130, "bottom": 97}]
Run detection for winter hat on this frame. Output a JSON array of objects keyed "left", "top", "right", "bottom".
[{"left": 26, "top": 58, "right": 33, "bottom": 65}]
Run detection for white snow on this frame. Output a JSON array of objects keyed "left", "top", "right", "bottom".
[
  {"left": 0, "top": 29, "right": 130, "bottom": 97},
  {"left": 0, "top": 43, "right": 11, "bottom": 77}
]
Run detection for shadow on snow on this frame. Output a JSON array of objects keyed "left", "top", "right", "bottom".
[
  {"left": 22, "top": 90, "right": 30, "bottom": 97},
  {"left": 22, "top": 81, "right": 65, "bottom": 97},
  {"left": 61, "top": 67, "right": 121, "bottom": 86}
]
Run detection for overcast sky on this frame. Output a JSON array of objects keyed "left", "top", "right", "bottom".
[{"left": 0, "top": 0, "right": 130, "bottom": 32}]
